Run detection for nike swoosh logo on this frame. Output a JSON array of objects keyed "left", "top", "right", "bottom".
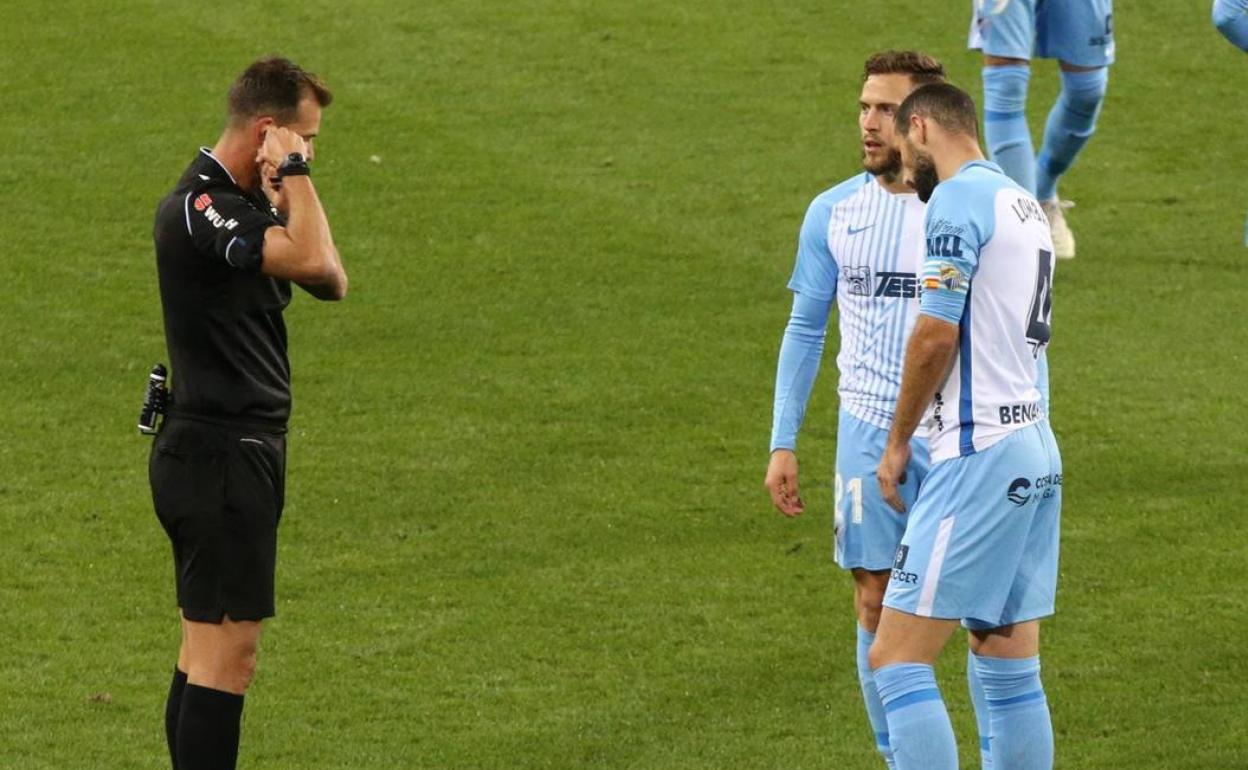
[{"left": 847, "top": 224, "right": 875, "bottom": 236}]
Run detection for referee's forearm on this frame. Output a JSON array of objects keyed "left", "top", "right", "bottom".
[
  {"left": 282, "top": 177, "right": 338, "bottom": 273},
  {"left": 280, "top": 175, "right": 344, "bottom": 293}
]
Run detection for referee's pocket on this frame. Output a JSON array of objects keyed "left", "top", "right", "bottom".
[{"left": 224, "top": 436, "right": 284, "bottom": 530}]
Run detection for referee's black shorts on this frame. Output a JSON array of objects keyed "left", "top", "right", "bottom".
[{"left": 149, "top": 415, "right": 287, "bottom": 623}]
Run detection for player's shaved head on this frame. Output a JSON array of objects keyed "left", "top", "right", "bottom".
[
  {"left": 863, "top": 50, "right": 946, "bottom": 87},
  {"left": 896, "top": 83, "right": 980, "bottom": 140}
]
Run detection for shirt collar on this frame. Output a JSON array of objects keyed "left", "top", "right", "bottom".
[
  {"left": 198, "top": 147, "right": 239, "bottom": 186},
  {"left": 958, "top": 159, "right": 1003, "bottom": 176}
]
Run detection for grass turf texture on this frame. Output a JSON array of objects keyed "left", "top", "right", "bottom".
[{"left": 1, "top": 1, "right": 1245, "bottom": 767}]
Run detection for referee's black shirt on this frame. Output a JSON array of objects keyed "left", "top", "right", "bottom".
[{"left": 153, "top": 148, "right": 292, "bottom": 426}]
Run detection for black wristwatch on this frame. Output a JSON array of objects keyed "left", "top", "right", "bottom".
[{"left": 276, "top": 152, "right": 311, "bottom": 178}]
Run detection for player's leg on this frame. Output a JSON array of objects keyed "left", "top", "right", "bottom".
[
  {"left": 967, "top": 421, "right": 1062, "bottom": 770},
  {"left": 967, "top": 646, "right": 994, "bottom": 769},
  {"left": 1213, "top": 0, "right": 1248, "bottom": 51},
  {"left": 835, "top": 412, "right": 925, "bottom": 768},
  {"left": 969, "top": 622, "right": 1052, "bottom": 770},
  {"left": 1034, "top": 0, "right": 1114, "bottom": 258},
  {"left": 853, "top": 569, "right": 895, "bottom": 768},
  {"left": 868, "top": 609, "right": 961, "bottom": 770},
  {"left": 1033, "top": 61, "right": 1108, "bottom": 260},
  {"left": 972, "top": 0, "right": 1040, "bottom": 193}
]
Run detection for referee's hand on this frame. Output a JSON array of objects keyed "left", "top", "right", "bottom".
[
  {"left": 765, "top": 449, "right": 805, "bottom": 517},
  {"left": 877, "top": 440, "right": 910, "bottom": 514},
  {"left": 256, "top": 126, "right": 309, "bottom": 169}
]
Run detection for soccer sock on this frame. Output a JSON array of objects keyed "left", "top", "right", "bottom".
[
  {"left": 983, "top": 65, "right": 1036, "bottom": 195},
  {"left": 973, "top": 654, "right": 1053, "bottom": 770},
  {"left": 165, "top": 668, "right": 188, "bottom": 770},
  {"left": 856, "top": 626, "right": 896, "bottom": 769},
  {"left": 1035, "top": 68, "right": 1108, "bottom": 202},
  {"left": 966, "top": 649, "right": 993, "bottom": 769},
  {"left": 1213, "top": 0, "right": 1248, "bottom": 52},
  {"left": 873, "top": 663, "right": 958, "bottom": 770},
  {"left": 176, "top": 684, "right": 245, "bottom": 770}
]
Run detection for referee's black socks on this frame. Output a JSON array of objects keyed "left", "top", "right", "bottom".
[
  {"left": 176, "top": 683, "right": 245, "bottom": 770},
  {"left": 165, "top": 668, "right": 188, "bottom": 769}
]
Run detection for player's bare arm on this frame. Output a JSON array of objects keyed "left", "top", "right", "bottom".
[
  {"left": 256, "top": 127, "right": 347, "bottom": 299},
  {"left": 877, "top": 316, "right": 957, "bottom": 513},
  {"left": 764, "top": 449, "right": 804, "bottom": 517}
]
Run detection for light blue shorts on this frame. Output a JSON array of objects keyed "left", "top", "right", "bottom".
[
  {"left": 833, "top": 410, "right": 931, "bottom": 571},
  {"left": 969, "top": 0, "right": 1115, "bottom": 67},
  {"left": 883, "top": 420, "right": 1062, "bottom": 629}
]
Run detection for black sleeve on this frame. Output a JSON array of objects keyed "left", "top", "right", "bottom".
[{"left": 184, "top": 187, "right": 278, "bottom": 272}]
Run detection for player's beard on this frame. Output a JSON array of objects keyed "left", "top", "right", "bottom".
[
  {"left": 863, "top": 146, "right": 903, "bottom": 184},
  {"left": 909, "top": 150, "right": 940, "bottom": 203}
]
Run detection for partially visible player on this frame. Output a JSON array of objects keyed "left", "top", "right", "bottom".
[
  {"left": 868, "top": 82, "right": 1062, "bottom": 770},
  {"left": 764, "top": 52, "right": 990, "bottom": 769},
  {"left": 969, "top": 0, "right": 1114, "bottom": 260},
  {"left": 1214, "top": 0, "right": 1248, "bottom": 50}
]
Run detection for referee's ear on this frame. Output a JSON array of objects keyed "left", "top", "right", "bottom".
[{"left": 250, "top": 116, "right": 277, "bottom": 150}]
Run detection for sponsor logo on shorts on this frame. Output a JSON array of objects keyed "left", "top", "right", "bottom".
[
  {"left": 845, "top": 266, "right": 872, "bottom": 296},
  {"left": 1008, "top": 472, "right": 1063, "bottom": 506},
  {"left": 1007, "top": 477, "right": 1032, "bottom": 506},
  {"left": 890, "top": 544, "right": 917, "bottom": 584}
]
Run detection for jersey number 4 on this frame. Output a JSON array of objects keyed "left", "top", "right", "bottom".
[{"left": 1025, "top": 249, "right": 1053, "bottom": 357}]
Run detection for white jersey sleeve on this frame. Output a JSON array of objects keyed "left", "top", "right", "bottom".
[{"left": 918, "top": 160, "right": 1055, "bottom": 462}]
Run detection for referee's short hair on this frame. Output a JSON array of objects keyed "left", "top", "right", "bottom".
[
  {"left": 896, "top": 83, "right": 979, "bottom": 140},
  {"left": 228, "top": 57, "right": 332, "bottom": 125}
]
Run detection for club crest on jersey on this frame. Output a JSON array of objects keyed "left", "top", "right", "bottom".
[
  {"left": 844, "top": 266, "right": 872, "bottom": 296},
  {"left": 925, "top": 263, "right": 966, "bottom": 292}
]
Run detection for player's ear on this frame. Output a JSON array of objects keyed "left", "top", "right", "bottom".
[{"left": 912, "top": 115, "right": 927, "bottom": 146}]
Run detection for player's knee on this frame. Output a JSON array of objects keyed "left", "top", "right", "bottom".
[
  {"left": 857, "top": 592, "right": 886, "bottom": 631},
  {"left": 982, "top": 64, "right": 1030, "bottom": 115},
  {"left": 1057, "top": 68, "right": 1108, "bottom": 132}
]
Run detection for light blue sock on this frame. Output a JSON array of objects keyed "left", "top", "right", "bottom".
[
  {"left": 1035, "top": 68, "right": 1108, "bottom": 202},
  {"left": 966, "top": 649, "right": 993, "bottom": 769},
  {"left": 1213, "top": 0, "right": 1248, "bottom": 52},
  {"left": 874, "top": 663, "right": 958, "bottom": 770},
  {"left": 982, "top": 65, "right": 1035, "bottom": 195},
  {"left": 973, "top": 655, "right": 1053, "bottom": 770},
  {"left": 856, "top": 627, "right": 897, "bottom": 769}
]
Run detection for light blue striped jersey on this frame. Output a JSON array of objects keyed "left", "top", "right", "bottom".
[{"left": 788, "top": 173, "right": 927, "bottom": 430}]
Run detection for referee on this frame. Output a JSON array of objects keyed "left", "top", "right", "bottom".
[{"left": 149, "top": 57, "right": 346, "bottom": 770}]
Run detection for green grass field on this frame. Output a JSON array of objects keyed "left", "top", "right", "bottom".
[{"left": 2, "top": 1, "right": 1246, "bottom": 767}]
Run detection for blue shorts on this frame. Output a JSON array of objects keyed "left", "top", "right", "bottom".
[
  {"left": 833, "top": 410, "right": 931, "bottom": 571},
  {"left": 883, "top": 420, "right": 1062, "bottom": 629},
  {"left": 969, "top": 0, "right": 1115, "bottom": 67}
]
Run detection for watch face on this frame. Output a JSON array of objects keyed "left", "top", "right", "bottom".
[{"left": 286, "top": 152, "right": 305, "bottom": 164}]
